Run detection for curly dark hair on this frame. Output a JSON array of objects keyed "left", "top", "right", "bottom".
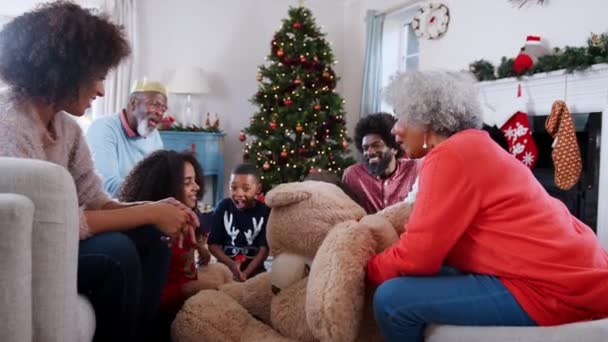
[
  {"left": 354, "top": 113, "right": 403, "bottom": 158},
  {"left": 118, "top": 150, "right": 205, "bottom": 206},
  {"left": 0, "top": 1, "right": 130, "bottom": 104}
]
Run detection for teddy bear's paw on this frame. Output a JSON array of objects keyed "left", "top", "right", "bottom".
[
  {"left": 270, "top": 277, "right": 316, "bottom": 342},
  {"left": 172, "top": 290, "right": 254, "bottom": 342},
  {"left": 194, "top": 263, "right": 234, "bottom": 291},
  {"left": 219, "top": 271, "right": 275, "bottom": 324}
]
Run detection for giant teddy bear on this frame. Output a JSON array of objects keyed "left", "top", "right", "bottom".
[{"left": 171, "top": 181, "right": 412, "bottom": 341}]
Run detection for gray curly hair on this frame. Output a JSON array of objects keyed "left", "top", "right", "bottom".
[{"left": 383, "top": 70, "right": 483, "bottom": 136}]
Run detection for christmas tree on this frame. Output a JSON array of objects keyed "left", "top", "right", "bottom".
[{"left": 241, "top": 5, "right": 355, "bottom": 191}]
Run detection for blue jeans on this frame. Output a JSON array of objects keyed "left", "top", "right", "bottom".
[
  {"left": 373, "top": 267, "right": 536, "bottom": 342},
  {"left": 77, "top": 226, "right": 171, "bottom": 342}
]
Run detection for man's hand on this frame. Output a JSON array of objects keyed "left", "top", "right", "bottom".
[{"left": 229, "top": 261, "right": 246, "bottom": 282}]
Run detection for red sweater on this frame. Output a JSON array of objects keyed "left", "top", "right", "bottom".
[
  {"left": 160, "top": 239, "right": 197, "bottom": 315},
  {"left": 367, "top": 129, "right": 608, "bottom": 326}
]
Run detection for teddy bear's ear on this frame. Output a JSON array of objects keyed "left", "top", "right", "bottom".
[{"left": 265, "top": 183, "right": 312, "bottom": 208}]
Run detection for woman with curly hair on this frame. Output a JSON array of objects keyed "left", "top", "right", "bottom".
[
  {"left": 119, "top": 150, "right": 232, "bottom": 340},
  {"left": 0, "top": 2, "right": 198, "bottom": 341},
  {"left": 367, "top": 70, "right": 608, "bottom": 341}
]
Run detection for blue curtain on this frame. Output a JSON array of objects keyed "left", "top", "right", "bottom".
[{"left": 360, "top": 10, "right": 385, "bottom": 118}]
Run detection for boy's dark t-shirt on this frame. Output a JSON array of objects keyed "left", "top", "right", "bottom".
[{"left": 208, "top": 198, "right": 269, "bottom": 262}]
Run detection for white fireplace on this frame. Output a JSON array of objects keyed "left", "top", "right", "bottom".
[{"left": 477, "top": 64, "right": 608, "bottom": 248}]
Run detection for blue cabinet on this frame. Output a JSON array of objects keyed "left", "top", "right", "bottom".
[{"left": 159, "top": 131, "right": 225, "bottom": 205}]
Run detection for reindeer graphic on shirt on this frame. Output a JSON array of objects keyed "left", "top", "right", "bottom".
[{"left": 223, "top": 212, "right": 265, "bottom": 246}]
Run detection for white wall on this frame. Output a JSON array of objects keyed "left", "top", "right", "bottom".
[
  {"left": 342, "top": 0, "right": 608, "bottom": 121},
  {"left": 138, "top": 0, "right": 346, "bottom": 198},
  {"left": 418, "top": 0, "right": 608, "bottom": 70}
]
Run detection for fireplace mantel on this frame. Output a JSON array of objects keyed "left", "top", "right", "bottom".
[{"left": 477, "top": 64, "right": 608, "bottom": 248}]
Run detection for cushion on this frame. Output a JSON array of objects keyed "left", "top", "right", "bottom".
[{"left": 427, "top": 318, "right": 608, "bottom": 342}]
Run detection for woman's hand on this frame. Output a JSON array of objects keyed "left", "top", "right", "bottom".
[
  {"left": 197, "top": 245, "right": 211, "bottom": 266},
  {"left": 157, "top": 197, "right": 199, "bottom": 247},
  {"left": 148, "top": 201, "right": 195, "bottom": 248}
]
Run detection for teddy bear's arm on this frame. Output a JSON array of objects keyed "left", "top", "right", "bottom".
[
  {"left": 219, "top": 271, "right": 275, "bottom": 324},
  {"left": 306, "top": 221, "right": 377, "bottom": 342}
]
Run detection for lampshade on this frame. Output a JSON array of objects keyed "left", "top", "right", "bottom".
[{"left": 168, "top": 66, "right": 210, "bottom": 94}]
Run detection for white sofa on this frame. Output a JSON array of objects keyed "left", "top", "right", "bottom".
[
  {"left": 0, "top": 157, "right": 95, "bottom": 342},
  {"left": 427, "top": 319, "right": 608, "bottom": 341}
]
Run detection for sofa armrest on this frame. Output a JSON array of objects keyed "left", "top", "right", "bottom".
[
  {"left": 0, "top": 194, "right": 34, "bottom": 341},
  {"left": 0, "top": 157, "right": 80, "bottom": 342}
]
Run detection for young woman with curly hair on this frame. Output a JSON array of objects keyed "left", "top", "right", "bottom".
[
  {"left": 119, "top": 150, "right": 232, "bottom": 340},
  {"left": 368, "top": 70, "right": 608, "bottom": 341},
  {"left": 0, "top": 2, "right": 198, "bottom": 341}
]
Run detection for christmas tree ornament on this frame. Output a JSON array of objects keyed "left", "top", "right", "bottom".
[
  {"left": 293, "top": 21, "right": 301, "bottom": 29},
  {"left": 310, "top": 140, "right": 316, "bottom": 147},
  {"left": 295, "top": 123, "right": 304, "bottom": 133},
  {"left": 545, "top": 100, "right": 582, "bottom": 190},
  {"left": 256, "top": 74, "right": 263, "bottom": 81},
  {"left": 300, "top": 55, "right": 307, "bottom": 63},
  {"left": 313, "top": 103, "right": 321, "bottom": 111},
  {"left": 238, "top": 131, "right": 247, "bottom": 142},
  {"left": 513, "top": 35, "right": 550, "bottom": 74},
  {"left": 294, "top": 78, "right": 302, "bottom": 85},
  {"left": 263, "top": 162, "right": 271, "bottom": 171},
  {"left": 342, "top": 139, "right": 348, "bottom": 149},
  {"left": 499, "top": 84, "right": 538, "bottom": 168},
  {"left": 277, "top": 48, "right": 284, "bottom": 57},
  {"left": 280, "top": 150, "right": 288, "bottom": 158},
  {"left": 284, "top": 98, "right": 293, "bottom": 106},
  {"left": 269, "top": 121, "right": 277, "bottom": 130}
]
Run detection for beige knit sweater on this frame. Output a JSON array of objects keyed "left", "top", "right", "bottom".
[{"left": 0, "top": 90, "right": 114, "bottom": 239}]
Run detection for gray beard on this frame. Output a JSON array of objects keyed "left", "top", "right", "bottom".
[{"left": 136, "top": 119, "right": 153, "bottom": 137}]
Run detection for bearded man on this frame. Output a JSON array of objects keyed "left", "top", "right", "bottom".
[
  {"left": 87, "top": 79, "right": 168, "bottom": 197},
  {"left": 342, "top": 113, "right": 419, "bottom": 213}
]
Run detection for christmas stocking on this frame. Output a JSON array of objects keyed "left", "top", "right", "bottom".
[
  {"left": 500, "top": 112, "right": 538, "bottom": 168},
  {"left": 545, "top": 100, "right": 582, "bottom": 190}
]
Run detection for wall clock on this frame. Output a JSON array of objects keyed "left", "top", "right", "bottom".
[{"left": 411, "top": 3, "right": 450, "bottom": 40}]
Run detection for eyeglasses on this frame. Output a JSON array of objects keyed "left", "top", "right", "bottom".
[{"left": 144, "top": 100, "right": 168, "bottom": 112}]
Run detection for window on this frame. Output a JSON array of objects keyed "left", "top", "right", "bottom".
[
  {"left": 380, "top": 4, "right": 421, "bottom": 113},
  {"left": 400, "top": 21, "right": 420, "bottom": 71}
]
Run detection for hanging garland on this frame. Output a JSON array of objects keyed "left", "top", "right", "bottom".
[{"left": 469, "top": 31, "right": 608, "bottom": 82}]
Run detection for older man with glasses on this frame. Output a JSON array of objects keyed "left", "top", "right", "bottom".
[{"left": 87, "top": 79, "right": 168, "bottom": 197}]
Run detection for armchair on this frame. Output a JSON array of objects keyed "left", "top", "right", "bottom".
[{"left": 0, "top": 157, "right": 95, "bottom": 342}]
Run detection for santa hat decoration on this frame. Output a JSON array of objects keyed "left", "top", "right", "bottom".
[
  {"left": 525, "top": 35, "right": 542, "bottom": 45},
  {"left": 513, "top": 35, "right": 550, "bottom": 74}
]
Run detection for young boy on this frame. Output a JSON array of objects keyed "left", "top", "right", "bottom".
[{"left": 208, "top": 163, "right": 270, "bottom": 281}]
